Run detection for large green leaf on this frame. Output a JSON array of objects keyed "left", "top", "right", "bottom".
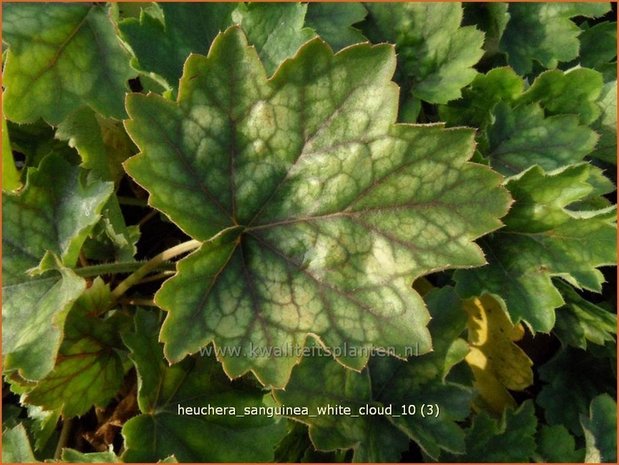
[
  {"left": 363, "top": 3, "right": 485, "bottom": 104},
  {"left": 581, "top": 394, "right": 617, "bottom": 463},
  {"left": 124, "top": 27, "right": 510, "bottom": 388},
  {"left": 2, "top": 155, "right": 113, "bottom": 380},
  {"left": 272, "top": 287, "right": 473, "bottom": 461},
  {"left": 500, "top": 2, "right": 611, "bottom": 74},
  {"left": 118, "top": 3, "right": 237, "bottom": 89},
  {"left": 3, "top": 3, "right": 134, "bottom": 124},
  {"left": 456, "top": 164, "right": 616, "bottom": 332},
  {"left": 24, "top": 279, "right": 125, "bottom": 417},
  {"left": 121, "top": 311, "right": 287, "bottom": 463}
]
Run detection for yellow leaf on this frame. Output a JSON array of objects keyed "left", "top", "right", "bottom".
[{"left": 464, "top": 294, "right": 533, "bottom": 414}]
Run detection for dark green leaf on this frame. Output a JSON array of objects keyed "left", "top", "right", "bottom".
[
  {"left": 24, "top": 279, "right": 125, "bottom": 417},
  {"left": 500, "top": 2, "right": 611, "bottom": 74},
  {"left": 118, "top": 3, "right": 237, "bottom": 89},
  {"left": 3, "top": 3, "right": 134, "bottom": 124},
  {"left": 456, "top": 164, "right": 616, "bottom": 332},
  {"left": 581, "top": 394, "right": 617, "bottom": 463},
  {"left": 487, "top": 102, "right": 598, "bottom": 176},
  {"left": 537, "top": 347, "right": 615, "bottom": 435},
  {"left": 537, "top": 424, "right": 584, "bottom": 462},
  {"left": 305, "top": 3, "right": 367, "bottom": 50},
  {"left": 121, "top": 310, "right": 287, "bottom": 462},
  {"left": 443, "top": 401, "right": 537, "bottom": 462},
  {"left": 3, "top": 155, "right": 113, "bottom": 379}
]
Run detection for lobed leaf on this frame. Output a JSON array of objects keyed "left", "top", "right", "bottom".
[
  {"left": 24, "top": 279, "right": 126, "bottom": 417},
  {"left": 56, "top": 106, "right": 137, "bottom": 182},
  {"left": 537, "top": 425, "right": 584, "bottom": 462},
  {"left": 121, "top": 310, "right": 287, "bottom": 462},
  {"left": 3, "top": 3, "right": 134, "bottom": 124},
  {"left": 232, "top": 3, "right": 316, "bottom": 76},
  {"left": 554, "top": 280, "right": 616, "bottom": 350},
  {"left": 500, "top": 2, "right": 611, "bottom": 74},
  {"left": 2, "top": 155, "right": 113, "bottom": 379},
  {"left": 124, "top": 27, "right": 510, "bottom": 388},
  {"left": 305, "top": 3, "right": 368, "bottom": 51},
  {"left": 118, "top": 3, "right": 237, "bottom": 89},
  {"left": 487, "top": 102, "right": 599, "bottom": 176},
  {"left": 537, "top": 347, "right": 615, "bottom": 435},
  {"left": 456, "top": 164, "right": 616, "bottom": 332},
  {"left": 443, "top": 401, "right": 537, "bottom": 462},
  {"left": 364, "top": 3, "right": 485, "bottom": 104},
  {"left": 463, "top": 294, "right": 533, "bottom": 414},
  {"left": 273, "top": 287, "right": 473, "bottom": 461}
]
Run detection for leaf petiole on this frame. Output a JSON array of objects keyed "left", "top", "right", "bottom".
[{"left": 110, "top": 239, "right": 201, "bottom": 300}]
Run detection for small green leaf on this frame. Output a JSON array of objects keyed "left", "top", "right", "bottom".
[
  {"left": 456, "top": 164, "right": 616, "bottom": 332},
  {"left": 444, "top": 401, "right": 537, "bottom": 462},
  {"left": 56, "top": 106, "right": 136, "bottom": 182},
  {"left": 232, "top": 3, "right": 316, "bottom": 76},
  {"left": 364, "top": 3, "right": 484, "bottom": 103},
  {"left": 24, "top": 279, "right": 125, "bottom": 417},
  {"left": 2, "top": 155, "right": 113, "bottom": 379},
  {"left": 121, "top": 310, "right": 287, "bottom": 462},
  {"left": 118, "top": 3, "right": 237, "bottom": 89},
  {"left": 124, "top": 27, "right": 510, "bottom": 388},
  {"left": 517, "top": 68, "right": 604, "bottom": 125},
  {"left": 537, "top": 348, "right": 615, "bottom": 435},
  {"left": 500, "top": 2, "right": 611, "bottom": 74},
  {"left": 440, "top": 66, "right": 524, "bottom": 132},
  {"left": 3, "top": 3, "right": 134, "bottom": 124},
  {"left": 2, "top": 424, "right": 37, "bottom": 463},
  {"left": 537, "top": 425, "right": 584, "bottom": 463},
  {"left": 305, "top": 3, "right": 367, "bottom": 50},
  {"left": 487, "top": 102, "right": 599, "bottom": 176},
  {"left": 82, "top": 196, "right": 140, "bottom": 263},
  {"left": 581, "top": 394, "right": 617, "bottom": 463},
  {"left": 273, "top": 287, "right": 473, "bottom": 461},
  {"left": 554, "top": 280, "right": 616, "bottom": 349}
]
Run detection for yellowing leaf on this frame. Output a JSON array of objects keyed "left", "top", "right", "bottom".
[{"left": 464, "top": 294, "right": 533, "bottom": 413}]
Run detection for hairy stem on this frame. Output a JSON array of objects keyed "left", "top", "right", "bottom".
[{"left": 111, "top": 239, "right": 201, "bottom": 300}]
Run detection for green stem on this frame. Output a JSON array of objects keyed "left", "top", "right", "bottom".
[
  {"left": 111, "top": 239, "right": 201, "bottom": 300},
  {"left": 73, "top": 260, "right": 170, "bottom": 277},
  {"left": 54, "top": 418, "right": 72, "bottom": 460}
]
